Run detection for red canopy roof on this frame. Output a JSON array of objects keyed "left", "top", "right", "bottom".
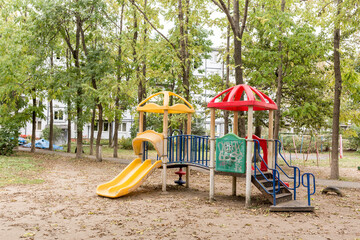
[{"left": 207, "top": 84, "right": 277, "bottom": 111}]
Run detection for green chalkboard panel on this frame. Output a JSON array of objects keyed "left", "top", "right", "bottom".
[{"left": 216, "top": 133, "right": 246, "bottom": 173}]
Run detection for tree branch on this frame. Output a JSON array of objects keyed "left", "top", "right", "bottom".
[
  {"left": 80, "top": 21, "right": 88, "bottom": 56},
  {"left": 130, "top": 0, "right": 181, "bottom": 59},
  {"left": 239, "top": 0, "right": 249, "bottom": 38},
  {"left": 101, "top": 8, "right": 121, "bottom": 29},
  {"left": 63, "top": 28, "right": 75, "bottom": 58},
  {"left": 211, "top": 0, "right": 237, "bottom": 34},
  {"left": 318, "top": 0, "right": 335, "bottom": 16}
]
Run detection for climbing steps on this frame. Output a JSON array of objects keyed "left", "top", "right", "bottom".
[
  {"left": 251, "top": 172, "right": 292, "bottom": 204},
  {"left": 251, "top": 171, "right": 315, "bottom": 212}
]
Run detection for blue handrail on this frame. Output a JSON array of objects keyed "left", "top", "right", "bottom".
[
  {"left": 301, "top": 173, "right": 316, "bottom": 206},
  {"left": 167, "top": 135, "right": 210, "bottom": 167},
  {"left": 275, "top": 140, "right": 301, "bottom": 200},
  {"left": 252, "top": 140, "right": 281, "bottom": 205},
  {"left": 142, "top": 141, "right": 149, "bottom": 161}
]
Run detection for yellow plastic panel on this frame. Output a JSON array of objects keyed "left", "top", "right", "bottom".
[
  {"left": 96, "top": 159, "right": 162, "bottom": 198},
  {"left": 136, "top": 91, "right": 195, "bottom": 114},
  {"left": 132, "top": 130, "right": 164, "bottom": 156}
]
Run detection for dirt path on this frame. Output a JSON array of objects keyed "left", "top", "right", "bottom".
[{"left": 1, "top": 152, "right": 359, "bottom": 239}]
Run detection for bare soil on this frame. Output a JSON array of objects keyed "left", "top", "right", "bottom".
[{"left": 1, "top": 153, "right": 359, "bottom": 240}]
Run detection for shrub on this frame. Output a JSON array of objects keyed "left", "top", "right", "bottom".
[
  {"left": 119, "top": 137, "right": 133, "bottom": 150},
  {"left": 41, "top": 125, "right": 63, "bottom": 142},
  {"left": 343, "top": 125, "right": 360, "bottom": 151},
  {"left": 0, "top": 125, "right": 19, "bottom": 156}
]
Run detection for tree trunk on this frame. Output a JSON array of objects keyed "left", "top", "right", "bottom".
[
  {"left": 49, "top": 52, "right": 54, "bottom": 151},
  {"left": 76, "top": 97, "right": 83, "bottom": 158},
  {"left": 67, "top": 101, "right": 71, "bottom": 153},
  {"left": 255, "top": 125, "right": 261, "bottom": 138},
  {"left": 66, "top": 49, "right": 71, "bottom": 153},
  {"left": 89, "top": 105, "right": 95, "bottom": 155},
  {"left": 31, "top": 93, "right": 36, "bottom": 153},
  {"left": 49, "top": 99, "right": 54, "bottom": 151},
  {"left": 140, "top": 0, "right": 148, "bottom": 131},
  {"left": 74, "top": 15, "right": 83, "bottom": 159},
  {"left": 178, "top": 0, "right": 191, "bottom": 101},
  {"left": 113, "top": 4, "right": 125, "bottom": 158},
  {"left": 224, "top": 5, "right": 230, "bottom": 135},
  {"left": 274, "top": 64, "right": 283, "bottom": 140},
  {"left": 235, "top": 33, "right": 245, "bottom": 137},
  {"left": 113, "top": 99, "right": 120, "bottom": 158},
  {"left": 274, "top": 0, "right": 286, "bottom": 140},
  {"left": 96, "top": 104, "right": 103, "bottom": 161},
  {"left": 331, "top": 0, "right": 342, "bottom": 180},
  {"left": 108, "top": 121, "right": 112, "bottom": 147},
  {"left": 233, "top": 0, "right": 249, "bottom": 138}
]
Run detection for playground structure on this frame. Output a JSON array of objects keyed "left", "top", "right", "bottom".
[{"left": 97, "top": 85, "right": 316, "bottom": 211}]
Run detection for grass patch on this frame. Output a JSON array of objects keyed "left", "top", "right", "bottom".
[{"left": 0, "top": 153, "right": 44, "bottom": 187}]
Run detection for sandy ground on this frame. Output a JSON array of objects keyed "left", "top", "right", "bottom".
[{"left": 1, "top": 152, "right": 360, "bottom": 240}]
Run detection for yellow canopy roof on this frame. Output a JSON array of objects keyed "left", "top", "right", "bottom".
[
  {"left": 132, "top": 130, "right": 164, "bottom": 156},
  {"left": 136, "top": 91, "right": 195, "bottom": 114}
]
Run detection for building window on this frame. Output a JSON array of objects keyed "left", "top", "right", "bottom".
[
  {"left": 54, "top": 110, "right": 64, "bottom": 120},
  {"left": 104, "top": 121, "right": 109, "bottom": 132},
  {"left": 122, "top": 123, "right": 126, "bottom": 132},
  {"left": 37, "top": 121, "right": 42, "bottom": 130}
]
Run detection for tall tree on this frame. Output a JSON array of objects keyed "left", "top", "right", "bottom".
[
  {"left": 330, "top": 0, "right": 342, "bottom": 179},
  {"left": 211, "top": 0, "right": 249, "bottom": 137},
  {"left": 274, "top": 0, "right": 286, "bottom": 140}
]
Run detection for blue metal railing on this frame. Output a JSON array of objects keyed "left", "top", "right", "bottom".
[
  {"left": 252, "top": 140, "right": 281, "bottom": 205},
  {"left": 302, "top": 173, "right": 316, "bottom": 206},
  {"left": 142, "top": 141, "right": 149, "bottom": 161},
  {"left": 275, "top": 140, "right": 301, "bottom": 200},
  {"left": 167, "top": 135, "right": 210, "bottom": 167}
]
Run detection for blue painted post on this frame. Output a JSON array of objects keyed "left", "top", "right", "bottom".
[
  {"left": 272, "top": 169, "right": 277, "bottom": 206},
  {"left": 202, "top": 138, "right": 205, "bottom": 165},
  {"left": 198, "top": 137, "right": 201, "bottom": 164},
  {"left": 179, "top": 136, "right": 183, "bottom": 162},
  {"left": 300, "top": 136, "right": 304, "bottom": 153},
  {"left": 293, "top": 168, "right": 297, "bottom": 200},
  {"left": 307, "top": 174, "right": 311, "bottom": 206},
  {"left": 206, "top": 137, "right": 209, "bottom": 166}
]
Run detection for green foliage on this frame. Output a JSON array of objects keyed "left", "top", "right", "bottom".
[
  {"left": 119, "top": 137, "right": 133, "bottom": 150},
  {"left": 41, "top": 125, "right": 63, "bottom": 142},
  {"left": 343, "top": 126, "right": 360, "bottom": 151},
  {"left": 0, "top": 123, "right": 20, "bottom": 156},
  {"left": 244, "top": 2, "right": 332, "bottom": 133},
  {"left": 192, "top": 115, "right": 206, "bottom": 136}
]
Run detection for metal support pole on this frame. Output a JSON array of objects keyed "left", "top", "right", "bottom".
[
  {"left": 232, "top": 111, "right": 238, "bottom": 196},
  {"left": 162, "top": 110, "right": 168, "bottom": 192},
  {"left": 268, "top": 110, "right": 274, "bottom": 169},
  {"left": 209, "top": 108, "right": 216, "bottom": 201},
  {"left": 245, "top": 106, "right": 254, "bottom": 208}
]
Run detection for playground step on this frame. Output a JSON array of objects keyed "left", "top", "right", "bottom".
[
  {"left": 265, "top": 185, "right": 287, "bottom": 193},
  {"left": 274, "top": 192, "right": 293, "bottom": 203},
  {"left": 258, "top": 178, "right": 277, "bottom": 187},
  {"left": 251, "top": 174, "right": 293, "bottom": 204},
  {"left": 270, "top": 200, "right": 314, "bottom": 212}
]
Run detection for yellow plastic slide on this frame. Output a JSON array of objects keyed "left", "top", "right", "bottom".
[{"left": 96, "top": 158, "right": 162, "bottom": 198}]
